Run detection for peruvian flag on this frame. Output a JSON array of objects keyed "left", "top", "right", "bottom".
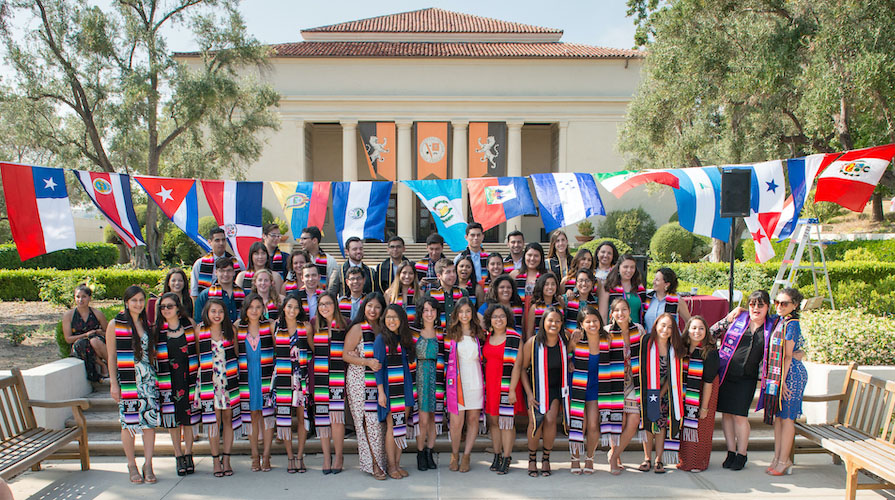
[
  {"left": 743, "top": 160, "right": 785, "bottom": 262},
  {"left": 134, "top": 175, "right": 211, "bottom": 252},
  {"left": 594, "top": 169, "right": 680, "bottom": 198},
  {"left": 200, "top": 180, "right": 263, "bottom": 267},
  {"left": 74, "top": 170, "right": 145, "bottom": 248},
  {"left": 814, "top": 144, "right": 895, "bottom": 212}
]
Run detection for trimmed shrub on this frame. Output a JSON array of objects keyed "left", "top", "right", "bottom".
[
  {"left": 833, "top": 276, "right": 895, "bottom": 317},
  {"left": 823, "top": 239, "right": 895, "bottom": 262},
  {"left": 0, "top": 243, "right": 118, "bottom": 270},
  {"left": 576, "top": 237, "right": 633, "bottom": 258},
  {"left": 802, "top": 308, "right": 895, "bottom": 365},
  {"left": 650, "top": 223, "right": 701, "bottom": 262},
  {"left": 842, "top": 247, "right": 875, "bottom": 261},
  {"left": 56, "top": 304, "right": 121, "bottom": 358},
  {"left": 742, "top": 238, "right": 790, "bottom": 263},
  {"left": 0, "top": 269, "right": 167, "bottom": 301},
  {"left": 39, "top": 275, "right": 107, "bottom": 308},
  {"left": 597, "top": 208, "right": 656, "bottom": 254},
  {"left": 161, "top": 227, "right": 203, "bottom": 267}
]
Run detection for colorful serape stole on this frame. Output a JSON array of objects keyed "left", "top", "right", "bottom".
[
  {"left": 114, "top": 317, "right": 141, "bottom": 430},
  {"left": 497, "top": 329, "right": 522, "bottom": 430},
  {"left": 569, "top": 337, "right": 591, "bottom": 455},
  {"left": 274, "top": 324, "right": 302, "bottom": 439},
  {"left": 360, "top": 322, "right": 379, "bottom": 413},
  {"left": 529, "top": 338, "right": 569, "bottom": 436},
  {"left": 237, "top": 322, "right": 276, "bottom": 433},
  {"left": 196, "top": 325, "right": 241, "bottom": 435},
  {"left": 156, "top": 323, "right": 199, "bottom": 428},
  {"left": 758, "top": 317, "right": 787, "bottom": 424},
  {"left": 386, "top": 343, "right": 413, "bottom": 449},
  {"left": 338, "top": 296, "right": 353, "bottom": 321},
  {"left": 682, "top": 353, "right": 703, "bottom": 443}
]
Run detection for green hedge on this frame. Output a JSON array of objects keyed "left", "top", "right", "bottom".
[
  {"left": 743, "top": 237, "right": 895, "bottom": 263},
  {"left": 0, "top": 269, "right": 167, "bottom": 301},
  {"left": 0, "top": 243, "right": 118, "bottom": 270},
  {"left": 802, "top": 308, "right": 895, "bottom": 365}
]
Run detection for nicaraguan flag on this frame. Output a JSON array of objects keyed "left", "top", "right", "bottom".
[
  {"left": 402, "top": 179, "right": 468, "bottom": 251},
  {"left": 466, "top": 177, "right": 537, "bottom": 231},
  {"left": 270, "top": 181, "right": 331, "bottom": 238},
  {"left": 530, "top": 173, "right": 605, "bottom": 233},
  {"left": 200, "top": 180, "right": 263, "bottom": 267},
  {"left": 0, "top": 163, "right": 76, "bottom": 261},
  {"left": 134, "top": 175, "right": 211, "bottom": 253},
  {"left": 74, "top": 170, "right": 145, "bottom": 248},
  {"left": 669, "top": 166, "right": 730, "bottom": 242},
  {"left": 331, "top": 181, "right": 392, "bottom": 255}
]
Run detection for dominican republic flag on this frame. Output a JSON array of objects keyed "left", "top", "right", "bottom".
[
  {"left": 466, "top": 177, "right": 537, "bottom": 231},
  {"left": 331, "top": 181, "right": 392, "bottom": 255},
  {"left": 669, "top": 166, "right": 730, "bottom": 242},
  {"left": 530, "top": 173, "right": 605, "bottom": 233},
  {"left": 200, "top": 180, "right": 263, "bottom": 268},
  {"left": 402, "top": 179, "right": 468, "bottom": 251},
  {"left": 594, "top": 169, "right": 680, "bottom": 198},
  {"left": 0, "top": 163, "right": 76, "bottom": 261},
  {"left": 134, "top": 175, "right": 211, "bottom": 253},
  {"left": 270, "top": 181, "right": 330, "bottom": 238},
  {"left": 743, "top": 161, "right": 785, "bottom": 262},
  {"left": 814, "top": 144, "right": 895, "bottom": 212},
  {"left": 772, "top": 153, "right": 839, "bottom": 240},
  {"left": 74, "top": 170, "right": 145, "bottom": 248}
]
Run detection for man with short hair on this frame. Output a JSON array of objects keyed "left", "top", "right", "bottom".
[
  {"left": 416, "top": 233, "right": 445, "bottom": 289},
  {"left": 328, "top": 237, "right": 373, "bottom": 297},
  {"left": 263, "top": 223, "right": 289, "bottom": 280},
  {"left": 375, "top": 236, "right": 410, "bottom": 294},
  {"left": 453, "top": 222, "right": 488, "bottom": 282},
  {"left": 425, "top": 258, "right": 467, "bottom": 328},
  {"left": 338, "top": 266, "right": 367, "bottom": 321},
  {"left": 190, "top": 227, "right": 242, "bottom": 299},
  {"left": 291, "top": 263, "right": 323, "bottom": 322},
  {"left": 299, "top": 226, "right": 338, "bottom": 289},
  {"left": 504, "top": 230, "right": 525, "bottom": 272},
  {"left": 193, "top": 257, "right": 244, "bottom": 324}
]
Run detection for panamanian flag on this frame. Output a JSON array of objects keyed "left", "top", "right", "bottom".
[
  {"left": 200, "top": 180, "right": 263, "bottom": 267},
  {"left": 466, "top": 177, "right": 536, "bottom": 231},
  {"left": 530, "top": 173, "right": 605, "bottom": 233},
  {"left": 743, "top": 160, "right": 785, "bottom": 262},
  {"left": 331, "top": 181, "right": 392, "bottom": 256},
  {"left": 403, "top": 179, "right": 468, "bottom": 251},
  {"left": 134, "top": 175, "right": 211, "bottom": 253},
  {"left": 74, "top": 170, "right": 145, "bottom": 248},
  {"left": 669, "top": 166, "right": 730, "bottom": 242}
]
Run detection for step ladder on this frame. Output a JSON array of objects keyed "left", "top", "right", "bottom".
[{"left": 770, "top": 218, "right": 835, "bottom": 309}]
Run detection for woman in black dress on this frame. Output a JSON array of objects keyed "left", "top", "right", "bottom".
[{"left": 63, "top": 284, "right": 109, "bottom": 381}]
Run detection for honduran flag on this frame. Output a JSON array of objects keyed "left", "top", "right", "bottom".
[
  {"left": 331, "top": 181, "right": 392, "bottom": 256},
  {"left": 772, "top": 153, "right": 839, "bottom": 240},
  {"left": 594, "top": 169, "right": 680, "bottom": 198},
  {"left": 134, "top": 175, "right": 211, "bottom": 253},
  {"left": 530, "top": 173, "right": 605, "bottom": 233},
  {"left": 814, "top": 144, "right": 895, "bottom": 212},
  {"left": 74, "top": 170, "right": 145, "bottom": 248},
  {"left": 403, "top": 179, "right": 468, "bottom": 251},
  {"left": 269, "top": 181, "right": 330, "bottom": 238},
  {"left": 466, "top": 177, "right": 537, "bottom": 231},
  {"left": 0, "top": 163, "right": 77, "bottom": 261},
  {"left": 669, "top": 166, "right": 731, "bottom": 242},
  {"left": 200, "top": 180, "right": 263, "bottom": 268}
]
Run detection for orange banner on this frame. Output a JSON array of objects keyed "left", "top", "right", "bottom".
[{"left": 414, "top": 122, "right": 449, "bottom": 180}]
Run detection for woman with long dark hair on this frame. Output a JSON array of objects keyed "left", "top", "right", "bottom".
[
  {"left": 566, "top": 304, "right": 604, "bottom": 475},
  {"left": 163, "top": 268, "right": 194, "bottom": 318},
  {"left": 564, "top": 268, "right": 598, "bottom": 336},
  {"left": 525, "top": 272, "right": 564, "bottom": 341},
  {"left": 560, "top": 248, "right": 595, "bottom": 293},
  {"left": 63, "top": 284, "right": 110, "bottom": 381},
  {"left": 386, "top": 261, "right": 419, "bottom": 325},
  {"left": 479, "top": 252, "right": 506, "bottom": 297},
  {"left": 643, "top": 267, "right": 691, "bottom": 332},
  {"left": 479, "top": 274, "right": 524, "bottom": 332},
  {"left": 456, "top": 254, "right": 484, "bottom": 307},
  {"left": 236, "top": 241, "right": 284, "bottom": 293},
  {"left": 546, "top": 230, "right": 572, "bottom": 280},
  {"left": 510, "top": 242, "right": 547, "bottom": 305},
  {"left": 282, "top": 249, "right": 311, "bottom": 295},
  {"left": 600, "top": 254, "right": 647, "bottom": 325},
  {"left": 237, "top": 293, "right": 277, "bottom": 472},
  {"left": 593, "top": 241, "right": 619, "bottom": 282},
  {"left": 678, "top": 315, "right": 720, "bottom": 472},
  {"left": 414, "top": 297, "right": 443, "bottom": 471},
  {"left": 482, "top": 303, "right": 523, "bottom": 475},
  {"left": 445, "top": 297, "right": 486, "bottom": 472},
  {"left": 375, "top": 304, "right": 417, "bottom": 479},
  {"left": 273, "top": 294, "right": 309, "bottom": 473}
]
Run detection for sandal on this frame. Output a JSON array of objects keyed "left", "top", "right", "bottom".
[
  {"left": 540, "top": 449, "right": 552, "bottom": 477},
  {"left": 298, "top": 457, "right": 307, "bottom": 473},
  {"left": 490, "top": 453, "right": 502, "bottom": 472},
  {"left": 655, "top": 460, "right": 666, "bottom": 474},
  {"left": 212, "top": 455, "right": 224, "bottom": 478},
  {"left": 142, "top": 464, "right": 157, "bottom": 484},
  {"left": 608, "top": 451, "right": 623, "bottom": 475},
  {"left": 528, "top": 449, "right": 539, "bottom": 477},
  {"left": 638, "top": 459, "right": 652, "bottom": 472},
  {"left": 372, "top": 465, "right": 387, "bottom": 481},
  {"left": 262, "top": 455, "right": 272, "bottom": 472},
  {"left": 251, "top": 455, "right": 261, "bottom": 472},
  {"left": 287, "top": 457, "right": 299, "bottom": 474},
  {"left": 388, "top": 467, "right": 403, "bottom": 480},
  {"left": 570, "top": 453, "right": 582, "bottom": 475},
  {"left": 176, "top": 455, "right": 187, "bottom": 477},
  {"left": 185, "top": 454, "right": 195, "bottom": 474},
  {"left": 584, "top": 455, "right": 595, "bottom": 475},
  {"left": 222, "top": 453, "right": 234, "bottom": 476},
  {"left": 128, "top": 464, "right": 144, "bottom": 484}
]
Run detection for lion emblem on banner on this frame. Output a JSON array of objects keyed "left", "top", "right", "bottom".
[
  {"left": 365, "top": 136, "right": 390, "bottom": 165},
  {"left": 476, "top": 136, "right": 500, "bottom": 170}
]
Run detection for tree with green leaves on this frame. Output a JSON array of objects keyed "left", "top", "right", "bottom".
[{"left": 0, "top": 0, "right": 279, "bottom": 266}]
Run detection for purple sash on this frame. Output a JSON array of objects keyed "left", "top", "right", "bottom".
[{"left": 717, "top": 312, "right": 750, "bottom": 384}]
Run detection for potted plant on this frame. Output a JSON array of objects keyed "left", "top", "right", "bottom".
[{"left": 576, "top": 220, "right": 595, "bottom": 243}]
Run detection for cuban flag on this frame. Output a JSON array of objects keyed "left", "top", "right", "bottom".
[
  {"left": 74, "top": 170, "right": 145, "bottom": 248},
  {"left": 200, "top": 180, "right": 263, "bottom": 267},
  {"left": 772, "top": 153, "right": 840, "bottom": 240},
  {"left": 269, "top": 181, "right": 330, "bottom": 238},
  {"left": 743, "top": 161, "right": 785, "bottom": 262},
  {"left": 331, "top": 181, "right": 392, "bottom": 255},
  {"left": 466, "top": 177, "right": 537, "bottom": 231},
  {"left": 403, "top": 179, "right": 468, "bottom": 251},
  {"left": 669, "top": 166, "right": 730, "bottom": 242},
  {"left": 0, "top": 163, "right": 77, "bottom": 261},
  {"left": 134, "top": 175, "right": 211, "bottom": 253},
  {"left": 530, "top": 173, "right": 605, "bottom": 233},
  {"left": 814, "top": 144, "right": 895, "bottom": 212}
]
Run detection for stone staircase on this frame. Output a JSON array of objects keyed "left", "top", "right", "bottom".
[{"left": 318, "top": 242, "right": 461, "bottom": 268}]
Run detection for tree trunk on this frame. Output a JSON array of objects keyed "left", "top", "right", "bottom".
[{"left": 872, "top": 191, "right": 884, "bottom": 222}]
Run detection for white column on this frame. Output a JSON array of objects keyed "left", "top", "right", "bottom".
[
  {"left": 452, "top": 121, "right": 469, "bottom": 215},
  {"left": 294, "top": 120, "right": 308, "bottom": 181},
  {"left": 397, "top": 121, "right": 413, "bottom": 240},
  {"left": 506, "top": 121, "right": 524, "bottom": 232},
  {"left": 340, "top": 120, "right": 358, "bottom": 182},
  {"left": 557, "top": 121, "right": 569, "bottom": 173}
]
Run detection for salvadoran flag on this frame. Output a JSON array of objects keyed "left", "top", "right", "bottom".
[
  {"left": 772, "top": 153, "right": 840, "bottom": 240},
  {"left": 403, "top": 179, "right": 468, "bottom": 251},
  {"left": 530, "top": 173, "right": 605, "bottom": 233},
  {"left": 331, "top": 181, "right": 392, "bottom": 255},
  {"left": 669, "top": 166, "right": 730, "bottom": 242},
  {"left": 814, "top": 144, "right": 895, "bottom": 212},
  {"left": 0, "top": 163, "right": 76, "bottom": 261},
  {"left": 134, "top": 175, "right": 211, "bottom": 253},
  {"left": 270, "top": 181, "right": 330, "bottom": 238},
  {"left": 74, "top": 170, "right": 145, "bottom": 248},
  {"left": 200, "top": 180, "right": 263, "bottom": 267},
  {"left": 595, "top": 169, "right": 680, "bottom": 198},
  {"left": 466, "top": 177, "right": 536, "bottom": 231},
  {"left": 743, "top": 160, "right": 785, "bottom": 262}
]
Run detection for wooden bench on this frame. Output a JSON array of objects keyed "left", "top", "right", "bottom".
[
  {"left": 0, "top": 368, "right": 90, "bottom": 480},
  {"left": 794, "top": 362, "right": 895, "bottom": 499}
]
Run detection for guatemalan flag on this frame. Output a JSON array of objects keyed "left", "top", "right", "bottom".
[
  {"left": 269, "top": 181, "right": 330, "bottom": 238},
  {"left": 530, "top": 173, "right": 605, "bottom": 233},
  {"left": 669, "top": 166, "right": 731, "bottom": 242},
  {"left": 0, "top": 163, "right": 76, "bottom": 261},
  {"left": 200, "top": 180, "right": 263, "bottom": 268},
  {"left": 771, "top": 153, "right": 839, "bottom": 240},
  {"left": 743, "top": 161, "right": 785, "bottom": 262},
  {"left": 134, "top": 175, "right": 211, "bottom": 253},
  {"left": 403, "top": 179, "right": 468, "bottom": 251},
  {"left": 814, "top": 144, "right": 895, "bottom": 212},
  {"left": 331, "top": 181, "right": 392, "bottom": 255},
  {"left": 74, "top": 170, "right": 145, "bottom": 248},
  {"left": 466, "top": 176, "right": 537, "bottom": 231}
]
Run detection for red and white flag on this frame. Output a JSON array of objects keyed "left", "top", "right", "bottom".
[
  {"left": 744, "top": 160, "right": 785, "bottom": 263},
  {"left": 74, "top": 170, "right": 145, "bottom": 248},
  {"left": 814, "top": 144, "right": 895, "bottom": 212},
  {"left": 200, "top": 180, "right": 263, "bottom": 268}
]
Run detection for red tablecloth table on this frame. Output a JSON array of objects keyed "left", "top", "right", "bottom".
[{"left": 682, "top": 295, "right": 729, "bottom": 328}]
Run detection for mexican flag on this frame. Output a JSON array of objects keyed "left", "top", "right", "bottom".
[{"left": 595, "top": 169, "right": 680, "bottom": 198}]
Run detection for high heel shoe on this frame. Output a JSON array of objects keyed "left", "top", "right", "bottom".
[
  {"left": 426, "top": 447, "right": 437, "bottom": 470},
  {"left": 212, "top": 455, "right": 224, "bottom": 478},
  {"left": 261, "top": 455, "right": 272, "bottom": 472},
  {"left": 221, "top": 453, "right": 233, "bottom": 476},
  {"left": 490, "top": 453, "right": 502, "bottom": 472},
  {"left": 176, "top": 455, "right": 187, "bottom": 477},
  {"left": 767, "top": 460, "right": 793, "bottom": 476},
  {"left": 766, "top": 458, "right": 779, "bottom": 473},
  {"left": 251, "top": 455, "right": 261, "bottom": 472},
  {"left": 185, "top": 454, "right": 195, "bottom": 474},
  {"left": 142, "top": 463, "right": 157, "bottom": 483}
]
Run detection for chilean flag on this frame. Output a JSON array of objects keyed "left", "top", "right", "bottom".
[
  {"left": 466, "top": 177, "right": 537, "bottom": 231},
  {"left": 814, "top": 144, "right": 895, "bottom": 212},
  {"left": 134, "top": 175, "right": 211, "bottom": 252},
  {"left": 200, "top": 180, "right": 262, "bottom": 267},
  {"left": 74, "top": 170, "right": 145, "bottom": 248},
  {"left": 0, "top": 163, "right": 77, "bottom": 261}
]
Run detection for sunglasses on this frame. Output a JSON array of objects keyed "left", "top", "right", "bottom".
[
  {"left": 774, "top": 300, "right": 793, "bottom": 307},
  {"left": 159, "top": 303, "right": 177, "bottom": 310},
  {"left": 748, "top": 301, "right": 767, "bottom": 307}
]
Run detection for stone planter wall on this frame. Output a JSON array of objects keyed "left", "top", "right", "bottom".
[{"left": 802, "top": 361, "right": 895, "bottom": 424}]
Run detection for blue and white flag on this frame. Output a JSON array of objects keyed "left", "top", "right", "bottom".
[
  {"left": 670, "top": 166, "right": 731, "bottom": 242},
  {"left": 331, "top": 181, "right": 392, "bottom": 255},
  {"left": 530, "top": 173, "right": 605, "bottom": 233},
  {"left": 402, "top": 179, "right": 468, "bottom": 251}
]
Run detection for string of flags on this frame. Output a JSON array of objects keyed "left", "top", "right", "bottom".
[{"left": 1, "top": 143, "right": 893, "bottom": 263}]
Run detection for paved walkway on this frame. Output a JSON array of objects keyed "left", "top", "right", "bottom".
[{"left": 7, "top": 451, "right": 889, "bottom": 499}]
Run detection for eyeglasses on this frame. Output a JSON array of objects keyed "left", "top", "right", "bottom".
[
  {"left": 159, "top": 303, "right": 176, "bottom": 310},
  {"left": 774, "top": 300, "right": 793, "bottom": 307},
  {"left": 748, "top": 301, "right": 766, "bottom": 307}
]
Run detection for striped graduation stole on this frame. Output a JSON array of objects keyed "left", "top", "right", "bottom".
[
  {"left": 338, "top": 296, "right": 354, "bottom": 321},
  {"left": 463, "top": 280, "right": 477, "bottom": 308},
  {"left": 359, "top": 322, "right": 379, "bottom": 412},
  {"left": 569, "top": 336, "right": 591, "bottom": 454},
  {"left": 530, "top": 339, "right": 569, "bottom": 433},
  {"left": 608, "top": 285, "right": 647, "bottom": 323},
  {"left": 511, "top": 305, "right": 524, "bottom": 331},
  {"left": 114, "top": 318, "right": 141, "bottom": 426},
  {"left": 196, "top": 325, "right": 241, "bottom": 429},
  {"left": 298, "top": 288, "right": 323, "bottom": 317},
  {"left": 270, "top": 251, "right": 285, "bottom": 275},
  {"left": 597, "top": 324, "right": 642, "bottom": 443},
  {"left": 415, "top": 258, "right": 436, "bottom": 281},
  {"left": 496, "top": 329, "right": 521, "bottom": 430},
  {"left": 479, "top": 276, "right": 492, "bottom": 297},
  {"left": 313, "top": 321, "right": 346, "bottom": 430},
  {"left": 241, "top": 271, "right": 255, "bottom": 293},
  {"left": 514, "top": 272, "right": 539, "bottom": 302},
  {"left": 263, "top": 296, "right": 278, "bottom": 319},
  {"left": 759, "top": 317, "right": 787, "bottom": 424},
  {"left": 208, "top": 284, "right": 246, "bottom": 312},
  {"left": 643, "top": 292, "right": 680, "bottom": 323},
  {"left": 386, "top": 342, "right": 414, "bottom": 448},
  {"left": 429, "top": 287, "right": 464, "bottom": 328},
  {"left": 564, "top": 276, "right": 577, "bottom": 293},
  {"left": 274, "top": 324, "right": 305, "bottom": 438},
  {"left": 312, "top": 252, "right": 329, "bottom": 287},
  {"left": 503, "top": 258, "right": 516, "bottom": 274},
  {"left": 156, "top": 323, "right": 199, "bottom": 427},
  {"left": 393, "top": 289, "right": 416, "bottom": 326},
  {"left": 564, "top": 292, "right": 597, "bottom": 334},
  {"left": 531, "top": 298, "right": 560, "bottom": 333},
  {"left": 283, "top": 275, "right": 299, "bottom": 294},
  {"left": 237, "top": 323, "right": 276, "bottom": 421},
  {"left": 682, "top": 354, "right": 703, "bottom": 442},
  {"left": 641, "top": 339, "right": 684, "bottom": 462}
]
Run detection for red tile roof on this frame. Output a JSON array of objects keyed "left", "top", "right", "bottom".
[
  {"left": 266, "top": 41, "right": 641, "bottom": 59},
  {"left": 302, "top": 7, "right": 562, "bottom": 34}
]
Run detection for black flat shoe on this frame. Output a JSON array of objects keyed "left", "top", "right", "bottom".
[
  {"left": 731, "top": 453, "right": 748, "bottom": 471},
  {"left": 426, "top": 447, "right": 437, "bottom": 470},
  {"left": 417, "top": 450, "right": 428, "bottom": 471},
  {"left": 722, "top": 451, "right": 736, "bottom": 469}
]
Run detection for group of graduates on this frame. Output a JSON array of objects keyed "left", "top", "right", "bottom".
[{"left": 67, "top": 222, "right": 806, "bottom": 484}]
